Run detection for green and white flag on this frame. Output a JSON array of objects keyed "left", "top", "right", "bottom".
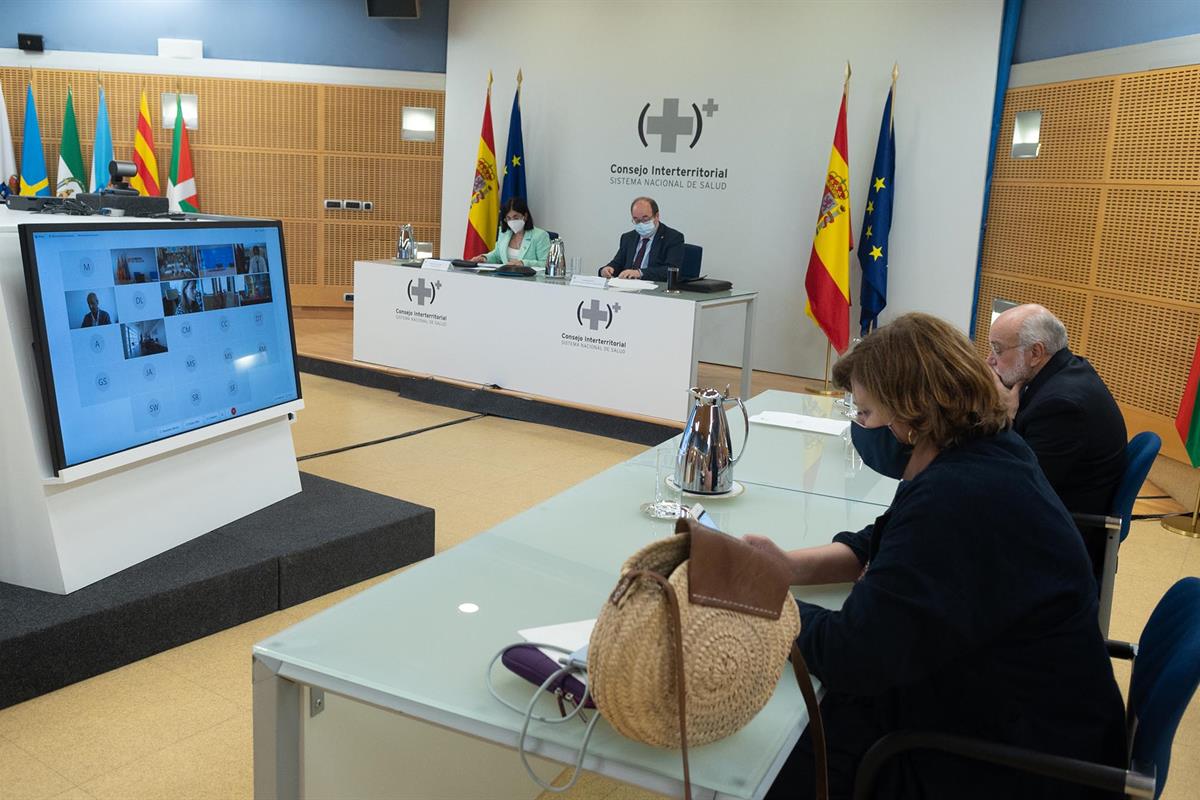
[{"left": 56, "top": 88, "right": 86, "bottom": 197}]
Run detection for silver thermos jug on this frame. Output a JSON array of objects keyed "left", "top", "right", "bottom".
[
  {"left": 396, "top": 224, "right": 415, "bottom": 260},
  {"left": 546, "top": 237, "right": 566, "bottom": 278},
  {"left": 675, "top": 386, "right": 749, "bottom": 494}
]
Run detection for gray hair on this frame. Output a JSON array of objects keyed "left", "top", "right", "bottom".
[{"left": 1017, "top": 307, "right": 1068, "bottom": 355}]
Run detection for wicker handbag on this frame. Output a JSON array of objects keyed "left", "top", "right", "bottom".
[{"left": 589, "top": 516, "right": 827, "bottom": 800}]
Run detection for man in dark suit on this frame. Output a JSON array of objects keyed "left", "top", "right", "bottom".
[
  {"left": 989, "top": 304, "right": 1127, "bottom": 580},
  {"left": 81, "top": 292, "right": 112, "bottom": 327},
  {"left": 599, "top": 196, "right": 685, "bottom": 281}
]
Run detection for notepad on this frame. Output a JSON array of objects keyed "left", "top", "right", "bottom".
[{"left": 749, "top": 411, "right": 850, "bottom": 435}]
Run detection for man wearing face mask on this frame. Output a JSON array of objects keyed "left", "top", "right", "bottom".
[
  {"left": 471, "top": 196, "right": 551, "bottom": 267},
  {"left": 988, "top": 304, "right": 1126, "bottom": 581},
  {"left": 744, "top": 313, "right": 1124, "bottom": 800},
  {"left": 598, "top": 196, "right": 685, "bottom": 280}
]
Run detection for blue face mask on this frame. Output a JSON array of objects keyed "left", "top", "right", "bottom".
[
  {"left": 633, "top": 220, "right": 655, "bottom": 237},
  {"left": 850, "top": 423, "right": 913, "bottom": 480}
]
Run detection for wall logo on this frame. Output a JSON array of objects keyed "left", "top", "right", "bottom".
[
  {"left": 407, "top": 277, "right": 442, "bottom": 306},
  {"left": 637, "top": 97, "right": 719, "bottom": 153},
  {"left": 577, "top": 298, "right": 621, "bottom": 331}
]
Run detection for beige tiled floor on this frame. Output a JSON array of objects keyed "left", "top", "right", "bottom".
[{"left": 0, "top": 374, "right": 1196, "bottom": 800}]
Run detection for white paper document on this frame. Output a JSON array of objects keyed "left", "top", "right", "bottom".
[
  {"left": 519, "top": 618, "right": 596, "bottom": 663},
  {"left": 606, "top": 278, "right": 658, "bottom": 291},
  {"left": 750, "top": 411, "right": 850, "bottom": 435}
]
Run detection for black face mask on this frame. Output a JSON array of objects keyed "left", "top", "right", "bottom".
[{"left": 851, "top": 423, "right": 913, "bottom": 480}]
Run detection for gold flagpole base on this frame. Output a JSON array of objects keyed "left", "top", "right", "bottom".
[
  {"left": 803, "top": 339, "right": 843, "bottom": 396},
  {"left": 1161, "top": 514, "right": 1200, "bottom": 538},
  {"left": 803, "top": 385, "right": 843, "bottom": 397}
]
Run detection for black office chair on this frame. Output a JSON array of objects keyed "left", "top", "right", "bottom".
[
  {"left": 852, "top": 577, "right": 1200, "bottom": 800},
  {"left": 681, "top": 243, "right": 702, "bottom": 279},
  {"left": 545, "top": 230, "right": 559, "bottom": 241}
]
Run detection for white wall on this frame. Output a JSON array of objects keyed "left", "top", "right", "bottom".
[{"left": 442, "top": 0, "right": 1002, "bottom": 378}]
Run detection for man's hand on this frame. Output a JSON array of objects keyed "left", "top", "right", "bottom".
[
  {"left": 470, "top": 254, "right": 487, "bottom": 263},
  {"left": 617, "top": 269, "right": 643, "bottom": 279},
  {"left": 992, "top": 370, "right": 1024, "bottom": 422},
  {"left": 600, "top": 266, "right": 615, "bottom": 278}
]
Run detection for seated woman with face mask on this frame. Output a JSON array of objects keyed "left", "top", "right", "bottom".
[
  {"left": 747, "top": 313, "right": 1125, "bottom": 800},
  {"left": 470, "top": 196, "right": 551, "bottom": 268}
]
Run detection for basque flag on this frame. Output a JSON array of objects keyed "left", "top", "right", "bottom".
[{"left": 859, "top": 87, "right": 895, "bottom": 336}]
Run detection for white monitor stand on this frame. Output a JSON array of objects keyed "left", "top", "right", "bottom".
[{"left": 0, "top": 208, "right": 302, "bottom": 594}]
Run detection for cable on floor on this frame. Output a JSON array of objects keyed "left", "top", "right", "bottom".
[{"left": 297, "top": 413, "right": 487, "bottom": 462}]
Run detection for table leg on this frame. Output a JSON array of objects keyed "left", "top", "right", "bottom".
[
  {"left": 253, "top": 655, "right": 302, "bottom": 800},
  {"left": 740, "top": 296, "right": 756, "bottom": 399}
]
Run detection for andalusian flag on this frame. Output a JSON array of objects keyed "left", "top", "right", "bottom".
[
  {"left": 56, "top": 88, "right": 86, "bottom": 197},
  {"left": 19, "top": 84, "right": 50, "bottom": 197},
  {"left": 859, "top": 85, "right": 895, "bottom": 336},
  {"left": 463, "top": 72, "right": 499, "bottom": 259},
  {"left": 130, "top": 90, "right": 160, "bottom": 196},
  {"left": 167, "top": 93, "right": 199, "bottom": 212},
  {"left": 90, "top": 85, "right": 114, "bottom": 193},
  {"left": 0, "top": 83, "right": 16, "bottom": 198},
  {"left": 1177, "top": 337, "right": 1200, "bottom": 468},
  {"left": 500, "top": 71, "right": 527, "bottom": 209},
  {"left": 804, "top": 78, "right": 853, "bottom": 353}
]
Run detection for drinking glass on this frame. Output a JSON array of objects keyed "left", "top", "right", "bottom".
[{"left": 642, "top": 447, "right": 685, "bottom": 519}]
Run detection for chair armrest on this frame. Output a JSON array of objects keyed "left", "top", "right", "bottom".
[
  {"left": 1105, "top": 639, "right": 1138, "bottom": 661},
  {"left": 852, "top": 730, "right": 1152, "bottom": 800},
  {"left": 1071, "top": 512, "right": 1121, "bottom": 530}
]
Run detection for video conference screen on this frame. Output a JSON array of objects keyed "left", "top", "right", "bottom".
[{"left": 20, "top": 220, "right": 302, "bottom": 474}]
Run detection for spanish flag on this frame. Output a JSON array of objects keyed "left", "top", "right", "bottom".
[
  {"left": 1177, "top": 336, "right": 1200, "bottom": 468},
  {"left": 804, "top": 80, "right": 853, "bottom": 354},
  {"left": 463, "top": 72, "right": 499, "bottom": 259},
  {"left": 130, "top": 90, "right": 160, "bottom": 196}
]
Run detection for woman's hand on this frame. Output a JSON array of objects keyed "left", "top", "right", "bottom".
[
  {"left": 506, "top": 258, "right": 523, "bottom": 266},
  {"left": 743, "top": 534, "right": 797, "bottom": 582},
  {"left": 470, "top": 254, "right": 486, "bottom": 263}
]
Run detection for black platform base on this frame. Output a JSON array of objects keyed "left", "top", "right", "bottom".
[
  {"left": 0, "top": 473, "right": 433, "bottom": 709},
  {"left": 297, "top": 355, "right": 681, "bottom": 447}
]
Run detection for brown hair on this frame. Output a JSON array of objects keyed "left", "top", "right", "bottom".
[{"left": 832, "top": 312, "right": 1007, "bottom": 448}]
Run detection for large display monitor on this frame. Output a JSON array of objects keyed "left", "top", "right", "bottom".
[{"left": 20, "top": 220, "right": 302, "bottom": 475}]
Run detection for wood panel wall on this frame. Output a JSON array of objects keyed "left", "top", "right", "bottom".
[
  {"left": 977, "top": 64, "right": 1200, "bottom": 463},
  {"left": 0, "top": 67, "right": 444, "bottom": 308}
]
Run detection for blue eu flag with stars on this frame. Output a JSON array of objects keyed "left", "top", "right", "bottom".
[
  {"left": 859, "top": 88, "right": 895, "bottom": 336},
  {"left": 500, "top": 81, "right": 526, "bottom": 211}
]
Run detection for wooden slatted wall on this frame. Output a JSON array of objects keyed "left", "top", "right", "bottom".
[
  {"left": 0, "top": 67, "right": 444, "bottom": 309},
  {"left": 977, "top": 64, "right": 1200, "bottom": 463}
]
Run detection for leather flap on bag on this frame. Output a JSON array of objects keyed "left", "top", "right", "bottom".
[{"left": 675, "top": 517, "right": 791, "bottom": 619}]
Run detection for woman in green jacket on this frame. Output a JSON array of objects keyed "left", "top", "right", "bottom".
[{"left": 471, "top": 196, "right": 551, "bottom": 268}]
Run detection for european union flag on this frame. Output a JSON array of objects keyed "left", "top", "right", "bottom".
[
  {"left": 858, "top": 87, "right": 895, "bottom": 336},
  {"left": 500, "top": 80, "right": 526, "bottom": 210},
  {"left": 19, "top": 84, "right": 50, "bottom": 197}
]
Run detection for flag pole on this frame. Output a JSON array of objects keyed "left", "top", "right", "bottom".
[
  {"left": 890, "top": 63, "right": 898, "bottom": 131},
  {"left": 517, "top": 68, "right": 522, "bottom": 97},
  {"left": 1161, "top": 483, "right": 1200, "bottom": 538}
]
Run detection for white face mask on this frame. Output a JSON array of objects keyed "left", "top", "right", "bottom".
[
  {"left": 507, "top": 219, "right": 526, "bottom": 234},
  {"left": 633, "top": 220, "right": 655, "bottom": 237}
]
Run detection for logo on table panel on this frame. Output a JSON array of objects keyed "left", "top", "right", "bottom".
[
  {"left": 576, "top": 299, "right": 621, "bottom": 331},
  {"left": 406, "top": 277, "right": 441, "bottom": 306},
  {"left": 637, "top": 97, "right": 718, "bottom": 153}
]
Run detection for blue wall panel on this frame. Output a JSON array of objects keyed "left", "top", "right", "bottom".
[
  {"left": 0, "top": 0, "right": 448, "bottom": 73},
  {"left": 1015, "top": 0, "right": 1200, "bottom": 63}
]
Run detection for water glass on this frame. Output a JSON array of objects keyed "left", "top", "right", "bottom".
[
  {"left": 644, "top": 447, "right": 685, "bottom": 519},
  {"left": 568, "top": 257, "right": 582, "bottom": 279}
]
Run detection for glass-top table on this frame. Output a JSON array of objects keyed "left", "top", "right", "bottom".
[{"left": 253, "top": 391, "right": 888, "bottom": 800}]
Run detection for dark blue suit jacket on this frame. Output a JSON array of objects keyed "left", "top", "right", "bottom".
[
  {"left": 789, "top": 430, "right": 1125, "bottom": 800},
  {"left": 1014, "top": 348, "right": 1127, "bottom": 576},
  {"left": 602, "top": 223, "right": 685, "bottom": 281}
]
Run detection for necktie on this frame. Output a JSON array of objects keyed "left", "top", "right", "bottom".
[{"left": 633, "top": 237, "right": 650, "bottom": 270}]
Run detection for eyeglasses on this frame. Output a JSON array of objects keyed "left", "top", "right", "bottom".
[{"left": 989, "top": 341, "right": 1025, "bottom": 357}]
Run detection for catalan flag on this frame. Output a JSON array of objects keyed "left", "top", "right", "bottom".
[
  {"left": 19, "top": 84, "right": 50, "bottom": 197},
  {"left": 56, "top": 88, "right": 86, "bottom": 197},
  {"left": 859, "top": 86, "right": 896, "bottom": 336},
  {"left": 500, "top": 71, "right": 527, "bottom": 210},
  {"left": 804, "top": 82, "right": 853, "bottom": 353},
  {"left": 130, "top": 90, "right": 160, "bottom": 196},
  {"left": 1177, "top": 337, "right": 1200, "bottom": 468},
  {"left": 167, "top": 93, "right": 199, "bottom": 213},
  {"left": 463, "top": 72, "right": 499, "bottom": 259},
  {"left": 0, "top": 84, "right": 16, "bottom": 198}
]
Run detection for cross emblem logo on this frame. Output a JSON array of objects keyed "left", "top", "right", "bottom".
[
  {"left": 638, "top": 98, "right": 712, "bottom": 152},
  {"left": 408, "top": 277, "right": 439, "bottom": 306},
  {"left": 577, "top": 299, "right": 620, "bottom": 331}
]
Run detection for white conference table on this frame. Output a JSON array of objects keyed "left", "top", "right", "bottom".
[
  {"left": 252, "top": 392, "right": 897, "bottom": 800},
  {"left": 352, "top": 259, "right": 758, "bottom": 423}
]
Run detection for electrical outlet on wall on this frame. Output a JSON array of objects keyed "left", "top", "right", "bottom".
[
  {"left": 343, "top": 200, "right": 362, "bottom": 210},
  {"left": 363, "top": 201, "right": 373, "bottom": 211},
  {"left": 324, "top": 199, "right": 343, "bottom": 210}
]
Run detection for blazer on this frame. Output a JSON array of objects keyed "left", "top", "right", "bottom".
[
  {"left": 602, "top": 223, "right": 685, "bottom": 281},
  {"left": 482, "top": 226, "right": 551, "bottom": 267},
  {"left": 1013, "top": 347, "right": 1127, "bottom": 577}
]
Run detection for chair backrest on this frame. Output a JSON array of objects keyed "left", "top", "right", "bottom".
[
  {"left": 545, "top": 230, "right": 559, "bottom": 241},
  {"left": 1129, "top": 577, "right": 1200, "bottom": 798},
  {"left": 681, "top": 243, "right": 702, "bottom": 278},
  {"left": 1112, "top": 432, "right": 1161, "bottom": 544}
]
